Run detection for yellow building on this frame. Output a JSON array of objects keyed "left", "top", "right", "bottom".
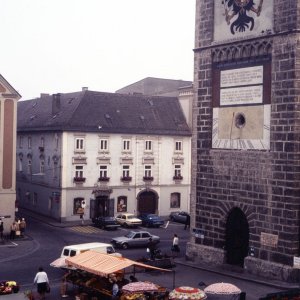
[{"left": 0, "top": 75, "right": 21, "bottom": 234}]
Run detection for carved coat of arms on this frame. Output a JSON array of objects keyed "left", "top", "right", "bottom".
[{"left": 223, "top": 0, "right": 264, "bottom": 34}]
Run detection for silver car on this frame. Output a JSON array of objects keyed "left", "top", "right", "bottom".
[{"left": 111, "top": 230, "right": 160, "bottom": 249}]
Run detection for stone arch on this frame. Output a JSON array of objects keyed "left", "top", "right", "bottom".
[
  {"left": 137, "top": 188, "right": 159, "bottom": 215},
  {"left": 225, "top": 207, "right": 250, "bottom": 267}
]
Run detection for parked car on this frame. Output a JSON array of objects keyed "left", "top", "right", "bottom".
[
  {"left": 111, "top": 230, "right": 160, "bottom": 249},
  {"left": 169, "top": 211, "right": 190, "bottom": 224},
  {"left": 92, "top": 216, "right": 120, "bottom": 230},
  {"left": 139, "top": 214, "right": 164, "bottom": 228},
  {"left": 115, "top": 213, "right": 142, "bottom": 227}
]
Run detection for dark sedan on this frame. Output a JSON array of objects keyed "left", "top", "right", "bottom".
[
  {"left": 92, "top": 216, "right": 120, "bottom": 230},
  {"left": 139, "top": 214, "right": 164, "bottom": 228},
  {"left": 169, "top": 211, "right": 190, "bottom": 224}
]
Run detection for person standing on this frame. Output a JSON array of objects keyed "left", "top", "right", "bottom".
[
  {"left": 0, "top": 221, "right": 3, "bottom": 240},
  {"left": 10, "top": 222, "right": 17, "bottom": 240},
  {"left": 34, "top": 267, "right": 49, "bottom": 300},
  {"left": 19, "top": 218, "right": 26, "bottom": 237},
  {"left": 172, "top": 234, "right": 180, "bottom": 257},
  {"left": 184, "top": 214, "right": 191, "bottom": 230},
  {"left": 112, "top": 281, "right": 119, "bottom": 299},
  {"left": 148, "top": 237, "right": 156, "bottom": 260}
]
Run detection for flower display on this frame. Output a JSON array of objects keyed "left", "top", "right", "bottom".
[
  {"left": 169, "top": 286, "right": 207, "bottom": 300},
  {"left": 204, "top": 282, "right": 241, "bottom": 295}
]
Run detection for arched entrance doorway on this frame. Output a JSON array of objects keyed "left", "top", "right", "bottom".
[
  {"left": 225, "top": 207, "right": 249, "bottom": 266},
  {"left": 137, "top": 190, "right": 158, "bottom": 215}
]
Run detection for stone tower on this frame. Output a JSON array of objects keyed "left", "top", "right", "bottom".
[{"left": 187, "top": 0, "right": 300, "bottom": 282}]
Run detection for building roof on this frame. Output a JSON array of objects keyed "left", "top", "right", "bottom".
[
  {"left": 17, "top": 90, "right": 191, "bottom": 136},
  {"left": 0, "top": 74, "right": 21, "bottom": 99},
  {"left": 116, "top": 77, "right": 192, "bottom": 97}
]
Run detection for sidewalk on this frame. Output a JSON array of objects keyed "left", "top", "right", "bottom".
[{"left": 2, "top": 208, "right": 299, "bottom": 291}]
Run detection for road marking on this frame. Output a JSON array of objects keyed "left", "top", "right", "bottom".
[{"left": 68, "top": 226, "right": 102, "bottom": 234}]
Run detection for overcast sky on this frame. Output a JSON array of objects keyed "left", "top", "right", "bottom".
[{"left": 1, "top": 0, "right": 196, "bottom": 100}]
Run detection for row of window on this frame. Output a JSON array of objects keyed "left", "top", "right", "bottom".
[
  {"left": 75, "top": 164, "right": 183, "bottom": 181},
  {"left": 18, "top": 135, "right": 184, "bottom": 153}
]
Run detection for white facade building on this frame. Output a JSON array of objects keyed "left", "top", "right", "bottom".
[{"left": 16, "top": 90, "right": 192, "bottom": 221}]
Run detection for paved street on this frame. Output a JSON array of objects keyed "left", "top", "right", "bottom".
[{"left": 0, "top": 210, "right": 295, "bottom": 299}]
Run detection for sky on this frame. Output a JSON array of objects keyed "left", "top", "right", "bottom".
[{"left": 1, "top": 0, "right": 196, "bottom": 100}]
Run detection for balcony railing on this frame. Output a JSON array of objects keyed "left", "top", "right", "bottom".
[
  {"left": 173, "top": 175, "right": 183, "bottom": 180},
  {"left": 143, "top": 176, "right": 154, "bottom": 181},
  {"left": 98, "top": 177, "right": 110, "bottom": 182},
  {"left": 73, "top": 177, "right": 86, "bottom": 183},
  {"left": 121, "top": 176, "right": 132, "bottom": 182}
]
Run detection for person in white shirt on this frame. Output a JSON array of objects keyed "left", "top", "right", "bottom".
[
  {"left": 172, "top": 234, "right": 180, "bottom": 256},
  {"left": 34, "top": 267, "right": 49, "bottom": 300}
]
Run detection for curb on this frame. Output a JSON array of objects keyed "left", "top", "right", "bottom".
[{"left": 174, "top": 259, "right": 299, "bottom": 290}]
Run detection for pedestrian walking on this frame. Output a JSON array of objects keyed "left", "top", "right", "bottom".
[
  {"left": 19, "top": 218, "right": 26, "bottom": 237},
  {"left": 171, "top": 234, "right": 180, "bottom": 257},
  {"left": 33, "top": 267, "right": 49, "bottom": 300},
  {"left": 184, "top": 214, "right": 191, "bottom": 230},
  {"left": 10, "top": 222, "right": 17, "bottom": 240}
]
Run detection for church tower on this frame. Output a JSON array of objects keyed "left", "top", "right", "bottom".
[{"left": 187, "top": 0, "right": 300, "bottom": 282}]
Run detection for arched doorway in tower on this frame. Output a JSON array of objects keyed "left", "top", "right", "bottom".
[
  {"left": 137, "top": 190, "right": 158, "bottom": 215},
  {"left": 225, "top": 207, "right": 249, "bottom": 267}
]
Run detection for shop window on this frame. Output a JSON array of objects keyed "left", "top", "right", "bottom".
[
  {"left": 170, "top": 192, "right": 181, "bottom": 208},
  {"left": 117, "top": 196, "right": 127, "bottom": 212},
  {"left": 74, "top": 197, "right": 85, "bottom": 215}
]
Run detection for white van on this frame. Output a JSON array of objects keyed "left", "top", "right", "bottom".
[{"left": 61, "top": 242, "right": 119, "bottom": 258}]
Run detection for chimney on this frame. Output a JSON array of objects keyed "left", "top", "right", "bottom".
[
  {"left": 40, "top": 93, "right": 50, "bottom": 98},
  {"left": 52, "top": 93, "right": 61, "bottom": 115},
  {"left": 82, "top": 87, "right": 88, "bottom": 91}
]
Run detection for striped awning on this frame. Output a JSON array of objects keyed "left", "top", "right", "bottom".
[{"left": 65, "top": 250, "right": 171, "bottom": 277}]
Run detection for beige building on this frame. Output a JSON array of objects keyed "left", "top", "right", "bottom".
[
  {"left": 0, "top": 75, "right": 21, "bottom": 233},
  {"left": 16, "top": 89, "right": 192, "bottom": 222}
]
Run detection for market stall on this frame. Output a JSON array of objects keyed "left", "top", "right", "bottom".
[
  {"left": 61, "top": 250, "right": 171, "bottom": 299},
  {"left": 121, "top": 281, "right": 167, "bottom": 300},
  {"left": 204, "top": 283, "right": 241, "bottom": 300}
]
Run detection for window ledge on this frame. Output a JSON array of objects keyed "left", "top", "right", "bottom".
[
  {"left": 121, "top": 176, "right": 132, "bottom": 182},
  {"left": 98, "top": 177, "right": 110, "bottom": 182},
  {"left": 74, "top": 177, "right": 86, "bottom": 183}
]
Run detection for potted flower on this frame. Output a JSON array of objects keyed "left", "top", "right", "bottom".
[
  {"left": 121, "top": 176, "right": 132, "bottom": 182},
  {"left": 73, "top": 177, "right": 86, "bottom": 183},
  {"left": 98, "top": 176, "right": 110, "bottom": 182}
]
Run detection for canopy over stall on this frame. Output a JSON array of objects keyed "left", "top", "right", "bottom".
[
  {"left": 65, "top": 250, "right": 171, "bottom": 277},
  {"left": 204, "top": 283, "right": 241, "bottom": 300}
]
